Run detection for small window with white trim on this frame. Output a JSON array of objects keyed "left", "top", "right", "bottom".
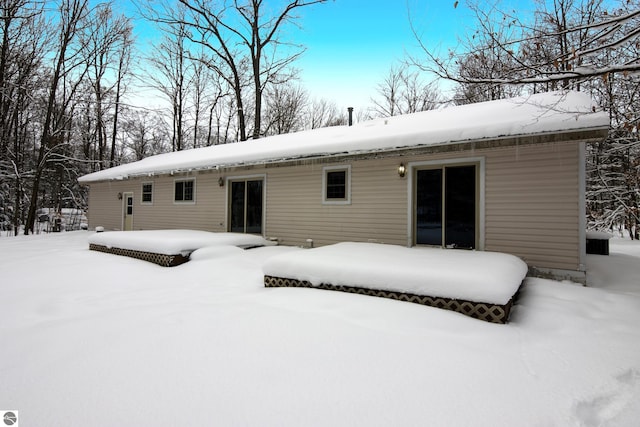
[
  {"left": 322, "top": 165, "right": 351, "bottom": 205},
  {"left": 141, "top": 182, "right": 153, "bottom": 204},
  {"left": 174, "top": 178, "right": 195, "bottom": 203}
]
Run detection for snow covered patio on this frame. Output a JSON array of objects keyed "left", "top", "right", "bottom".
[
  {"left": 263, "top": 242, "right": 528, "bottom": 323},
  {"left": 2, "top": 232, "right": 640, "bottom": 426},
  {"left": 87, "top": 231, "right": 527, "bottom": 322},
  {"left": 88, "top": 230, "right": 274, "bottom": 266}
]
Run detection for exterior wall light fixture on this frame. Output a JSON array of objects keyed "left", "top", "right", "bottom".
[
  {"left": 218, "top": 177, "right": 225, "bottom": 187},
  {"left": 398, "top": 163, "right": 406, "bottom": 178},
  {"left": 117, "top": 192, "right": 123, "bottom": 200}
]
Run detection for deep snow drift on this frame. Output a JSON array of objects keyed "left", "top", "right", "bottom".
[{"left": 1, "top": 231, "right": 639, "bottom": 426}]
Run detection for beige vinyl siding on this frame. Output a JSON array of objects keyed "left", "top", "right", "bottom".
[
  {"left": 85, "top": 139, "right": 584, "bottom": 272},
  {"left": 135, "top": 174, "right": 225, "bottom": 230},
  {"left": 266, "top": 141, "right": 582, "bottom": 271},
  {"left": 266, "top": 153, "right": 471, "bottom": 247},
  {"left": 86, "top": 172, "right": 227, "bottom": 232},
  {"left": 484, "top": 141, "right": 581, "bottom": 270},
  {"left": 265, "top": 160, "right": 408, "bottom": 247},
  {"left": 86, "top": 181, "right": 128, "bottom": 230}
]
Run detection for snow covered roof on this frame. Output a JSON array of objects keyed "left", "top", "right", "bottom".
[{"left": 79, "top": 91, "right": 609, "bottom": 183}]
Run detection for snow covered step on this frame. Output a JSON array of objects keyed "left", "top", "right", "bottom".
[{"left": 262, "top": 242, "right": 528, "bottom": 323}]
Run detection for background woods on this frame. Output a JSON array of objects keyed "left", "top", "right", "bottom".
[
  {"left": 413, "top": 0, "right": 640, "bottom": 238},
  {"left": 0, "top": 0, "right": 341, "bottom": 235},
  {"left": 1, "top": 0, "right": 639, "bottom": 239}
]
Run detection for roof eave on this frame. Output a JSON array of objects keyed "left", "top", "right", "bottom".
[{"left": 78, "top": 125, "right": 610, "bottom": 183}]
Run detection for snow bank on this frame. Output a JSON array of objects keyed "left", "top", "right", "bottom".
[
  {"left": 263, "top": 242, "right": 528, "bottom": 304},
  {"left": 88, "top": 230, "right": 273, "bottom": 256},
  {"left": 586, "top": 230, "right": 613, "bottom": 240},
  {"left": 79, "top": 91, "right": 609, "bottom": 183},
  {"left": 2, "top": 232, "right": 640, "bottom": 426},
  {"left": 189, "top": 245, "right": 245, "bottom": 261}
]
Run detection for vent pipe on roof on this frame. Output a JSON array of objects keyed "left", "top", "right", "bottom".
[{"left": 348, "top": 107, "right": 353, "bottom": 126}]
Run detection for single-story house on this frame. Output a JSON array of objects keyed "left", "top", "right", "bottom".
[{"left": 78, "top": 91, "right": 609, "bottom": 282}]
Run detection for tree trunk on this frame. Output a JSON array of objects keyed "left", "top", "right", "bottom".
[
  {"left": 110, "top": 61, "right": 123, "bottom": 167},
  {"left": 24, "top": 0, "right": 86, "bottom": 234},
  {"left": 252, "top": 49, "right": 261, "bottom": 139},
  {"left": 24, "top": 144, "right": 46, "bottom": 235},
  {"left": 13, "top": 175, "right": 20, "bottom": 236},
  {"left": 233, "top": 82, "right": 246, "bottom": 142}
]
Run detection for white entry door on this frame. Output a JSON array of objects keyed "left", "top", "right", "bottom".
[{"left": 123, "top": 192, "right": 133, "bottom": 231}]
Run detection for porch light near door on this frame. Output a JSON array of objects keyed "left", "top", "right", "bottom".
[
  {"left": 117, "top": 192, "right": 122, "bottom": 200},
  {"left": 218, "top": 177, "right": 224, "bottom": 187},
  {"left": 398, "top": 163, "right": 406, "bottom": 177}
]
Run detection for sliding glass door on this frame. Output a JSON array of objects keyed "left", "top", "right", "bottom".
[
  {"left": 230, "top": 179, "right": 263, "bottom": 234},
  {"left": 415, "top": 165, "right": 476, "bottom": 249}
]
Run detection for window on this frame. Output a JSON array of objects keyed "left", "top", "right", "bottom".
[
  {"left": 323, "top": 165, "right": 351, "bottom": 205},
  {"left": 141, "top": 183, "right": 153, "bottom": 204},
  {"left": 326, "top": 171, "right": 346, "bottom": 199},
  {"left": 174, "top": 179, "right": 195, "bottom": 203}
]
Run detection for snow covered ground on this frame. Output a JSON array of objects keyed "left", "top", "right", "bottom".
[{"left": 1, "top": 231, "right": 639, "bottom": 426}]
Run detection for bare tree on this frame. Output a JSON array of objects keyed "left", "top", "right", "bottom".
[
  {"left": 400, "top": 70, "right": 442, "bottom": 112},
  {"left": 586, "top": 34, "right": 640, "bottom": 238},
  {"left": 263, "top": 83, "right": 308, "bottom": 135},
  {"left": 190, "top": 51, "right": 206, "bottom": 149},
  {"left": 410, "top": 0, "right": 640, "bottom": 238},
  {"left": 413, "top": 0, "right": 640, "bottom": 87},
  {"left": 83, "top": 2, "right": 133, "bottom": 168},
  {"left": 210, "top": 95, "right": 237, "bottom": 144},
  {"left": 449, "top": 12, "right": 524, "bottom": 104},
  {"left": 306, "top": 97, "right": 343, "bottom": 129},
  {"left": 124, "top": 110, "right": 169, "bottom": 160},
  {"left": 372, "top": 65, "right": 404, "bottom": 117},
  {"left": 189, "top": 49, "right": 230, "bottom": 148},
  {"left": 0, "top": 0, "right": 48, "bottom": 234},
  {"left": 109, "top": 16, "right": 133, "bottom": 167},
  {"left": 372, "top": 63, "right": 443, "bottom": 116},
  {"left": 145, "top": 4, "right": 194, "bottom": 152},
  {"left": 148, "top": 0, "right": 328, "bottom": 141},
  {"left": 203, "top": 68, "right": 231, "bottom": 146},
  {"left": 25, "top": 0, "right": 93, "bottom": 235}
]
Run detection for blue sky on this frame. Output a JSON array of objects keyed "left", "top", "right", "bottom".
[
  {"left": 128, "top": 1, "right": 534, "bottom": 111},
  {"left": 293, "top": 0, "right": 478, "bottom": 110},
  {"left": 129, "top": 0, "right": 477, "bottom": 110}
]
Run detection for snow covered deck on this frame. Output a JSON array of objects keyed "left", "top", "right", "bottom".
[
  {"left": 88, "top": 230, "right": 274, "bottom": 267},
  {"left": 263, "top": 242, "right": 529, "bottom": 323}
]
